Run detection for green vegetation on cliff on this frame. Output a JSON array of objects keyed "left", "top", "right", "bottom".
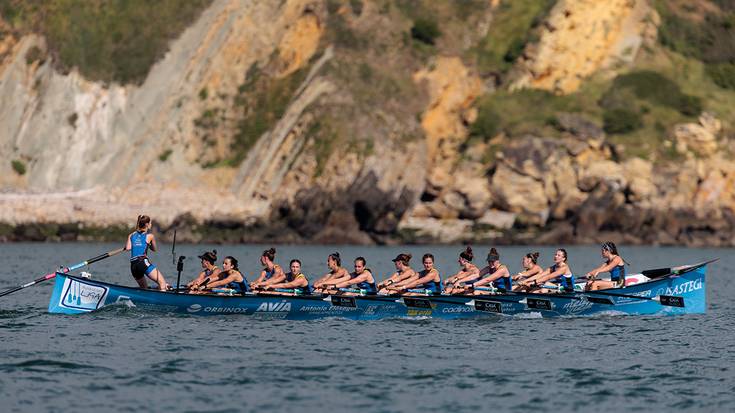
[
  {"left": 472, "top": 0, "right": 556, "bottom": 77},
  {"left": 0, "top": 0, "right": 212, "bottom": 84}
]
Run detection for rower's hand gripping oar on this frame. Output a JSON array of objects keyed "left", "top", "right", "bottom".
[{"left": 0, "top": 247, "right": 125, "bottom": 298}]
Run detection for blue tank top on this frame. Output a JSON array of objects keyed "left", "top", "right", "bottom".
[
  {"left": 551, "top": 264, "right": 575, "bottom": 290},
  {"left": 226, "top": 272, "right": 250, "bottom": 293},
  {"left": 492, "top": 268, "right": 512, "bottom": 291},
  {"left": 610, "top": 265, "right": 625, "bottom": 282},
  {"left": 130, "top": 231, "right": 149, "bottom": 260},
  {"left": 414, "top": 270, "right": 441, "bottom": 294},
  {"left": 352, "top": 270, "right": 377, "bottom": 293}
]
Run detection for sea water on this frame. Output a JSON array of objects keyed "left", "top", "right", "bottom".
[{"left": 1, "top": 243, "right": 733, "bottom": 412}]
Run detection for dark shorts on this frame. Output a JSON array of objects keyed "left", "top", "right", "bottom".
[{"left": 130, "top": 257, "right": 156, "bottom": 280}]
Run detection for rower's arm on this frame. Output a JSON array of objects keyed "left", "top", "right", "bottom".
[
  {"left": 187, "top": 271, "right": 207, "bottom": 287},
  {"left": 261, "top": 273, "right": 286, "bottom": 286},
  {"left": 478, "top": 266, "right": 491, "bottom": 277},
  {"left": 334, "top": 273, "right": 366, "bottom": 288},
  {"left": 313, "top": 273, "right": 333, "bottom": 287},
  {"left": 473, "top": 267, "right": 508, "bottom": 287},
  {"left": 252, "top": 270, "right": 267, "bottom": 285},
  {"left": 523, "top": 268, "right": 548, "bottom": 285},
  {"left": 588, "top": 257, "right": 622, "bottom": 277},
  {"left": 444, "top": 271, "right": 464, "bottom": 285},
  {"left": 125, "top": 234, "right": 132, "bottom": 251},
  {"left": 402, "top": 270, "right": 437, "bottom": 289},
  {"left": 269, "top": 277, "right": 308, "bottom": 290},
  {"left": 392, "top": 270, "right": 417, "bottom": 287},
  {"left": 148, "top": 233, "right": 157, "bottom": 252},
  {"left": 537, "top": 266, "right": 566, "bottom": 284},
  {"left": 206, "top": 272, "right": 238, "bottom": 289}
]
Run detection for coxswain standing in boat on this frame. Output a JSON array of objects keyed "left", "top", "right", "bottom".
[
  {"left": 377, "top": 253, "right": 417, "bottom": 295},
  {"left": 461, "top": 248, "right": 511, "bottom": 295},
  {"left": 391, "top": 253, "right": 441, "bottom": 296},
  {"left": 250, "top": 248, "right": 285, "bottom": 290},
  {"left": 312, "top": 252, "right": 350, "bottom": 294},
  {"left": 125, "top": 215, "right": 168, "bottom": 291},
  {"left": 584, "top": 242, "right": 627, "bottom": 291},
  {"left": 442, "top": 246, "right": 480, "bottom": 295},
  {"left": 196, "top": 256, "right": 250, "bottom": 294},
  {"left": 511, "top": 252, "right": 543, "bottom": 291},
  {"left": 263, "top": 259, "right": 310, "bottom": 295},
  {"left": 187, "top": 250, "right": 220, "bottom": 290},
  {"left": 519, "top": 249, "right": 575, "bottom": 293},
  {"left": 332, "top": 257, "right": 377, "bottom": 295}
]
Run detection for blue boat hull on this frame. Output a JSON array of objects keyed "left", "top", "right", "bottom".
[{"left": 47, "top": 263, "right": 707, "bottom": 319}]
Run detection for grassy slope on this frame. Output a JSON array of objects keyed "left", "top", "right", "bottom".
[{"left": 0, "top": 0, "right": 212, "bottom": 84}]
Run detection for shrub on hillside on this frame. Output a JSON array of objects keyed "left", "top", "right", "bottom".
[
  {"left": 603, "top": 108, "right": 643, "bottom": 135},
  {"left": 469, "top": 100, "right": 500, "bottom": 140},
  {"left": 706, "top": 62, "right": 735, "bottom": 89},
  {"left": 410, "top": 18, "right": 441, "bottom": 45},
  {"left": 602, "top": 71, "right": 702, "bottom": 116},
  {"left": 11, "top": 159, "right": 26, "bottom": 175}
]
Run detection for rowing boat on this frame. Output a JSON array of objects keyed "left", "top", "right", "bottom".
[{"left": 47, "top": 261, "right": 709, "bottom": 319}]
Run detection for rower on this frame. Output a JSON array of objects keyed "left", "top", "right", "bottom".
[
  {"left": 585, "top": 242, "right": 627, "bottom": 291},
  {"left": 442, "top": 246, "right": 480, "bottom": 294},
  {"left": 187, "top": 250, "right": 220, "bottom": 290},
  {"left": 196, "top": 256, "right": 250, "bottom": 294},
  {"left": 312, "top": 252, "right": 350, "bottom": 294},
  {"left": 511, "top": 252, "right": 543, "bottom": 291},
  {"left": 333, "top": 257, "right": 377, "bottom": 295},
  {"left": 466, "top": 248, "right": 510, "bottom": 295},
  {"left": 263, "top": 259, "right": 310, "bottom": 295},
  {"left": 377, "top": 253, "right": 417, "bottom": 294},
  {"left": 250, "top": 247, "right": 285, "bottom": 290},
  {"left": 125, "top": 215, "right": 168, "bottom": 291},
  {"left": 519, "top": 249, "right": 575, "bottom": 293},
  {"left": 392, "top": 253, "right": 441, "bottom": 296}
]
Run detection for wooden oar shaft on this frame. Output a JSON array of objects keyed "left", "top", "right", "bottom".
[{"left": 0, "top": 247, "right": 124, "bottom": 298}]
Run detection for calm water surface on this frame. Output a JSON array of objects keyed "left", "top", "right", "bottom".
[{"left": 1, "top": 243, "right": 734, "bottom": 412}]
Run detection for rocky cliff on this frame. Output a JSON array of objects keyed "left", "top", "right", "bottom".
[{"left": 1, "top": 0, "right": 734, "bottom": 246}]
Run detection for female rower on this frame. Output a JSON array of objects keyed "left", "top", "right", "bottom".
[
  {"left": 393, "top": 253, "right": 441, "bottom": 296},
  {"left": 333, "top": 257, "right": 377, "bottom": 295},
  {"left": 377, "top": 253, "right": 417, "bottom": 294},
  {"left": 263, "top": 259, "right": 310, "bottom": 295},
  {"left": 511, "top": 252, "right": 543, "bottom": 291},
  {"left": 585, "top": 242, "right": 626, "bottom": 291},
  {"left": 250, "top": 247, "right": 285, "bottom": 290},
  {"left": 312, "top": 252, "right": 350, "bottom": 294},
  {"left": 442, "top": 246, "right": 480, "bottom": 295},
  {"left": 519, "top": 249, "right": 574, "bottom": 293},
  {"left": 467, "top": 248, "right": 510, "bottom": 295},
  {"left": 125, "top": 215, "right": 168, "bottom": 291},
  {"left": 187, "top": 250, "right": 220, "bottom": 290},
  {"left": 197, "top": 256, "right": 250, "bottom": 294}
]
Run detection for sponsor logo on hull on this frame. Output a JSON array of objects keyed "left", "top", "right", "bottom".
[{"left": 60, "top": 278, "right": 108, "bottom": 311}]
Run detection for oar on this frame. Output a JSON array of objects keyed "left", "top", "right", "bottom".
[
  {"left": 0, "top": 247, "right": 125, "bottom": 298},
  {"left": 641, "top": 258, "right": 718, "bottom": 279}
]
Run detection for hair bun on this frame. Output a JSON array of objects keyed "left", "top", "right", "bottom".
[
  {"left": 490, "top": 247, "right": 498, "bottom": 255},
  {"left": 406, "top": 253, "right": 412, "bottom": 261},
  {"left": 333, "top": 252, "right": 340, "bottom": 258},
  {"left": 532, "top": 252, "right": 539, "bottom": 260},
  {"left": 212, "top": 249, "right": 217, "bottom": 255},
  {"left": 269, "top": 247, "right": 276, "bottom": 254}
]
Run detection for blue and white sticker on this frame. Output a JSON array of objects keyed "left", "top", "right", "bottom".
[{"left": 59, "top": 278, "right": 108, "bottom": 311}]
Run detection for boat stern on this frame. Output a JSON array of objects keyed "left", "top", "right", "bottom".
[{"left": 48, "top": 273, "right": 110, "bottom": 315}]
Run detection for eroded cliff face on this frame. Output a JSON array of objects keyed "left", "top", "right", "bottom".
[
  {"left": 511, "top": 0, "right": 657, "bottom": 94},
  {"left": 1, "top": 0, "right": 734, "bottom": 246}
]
